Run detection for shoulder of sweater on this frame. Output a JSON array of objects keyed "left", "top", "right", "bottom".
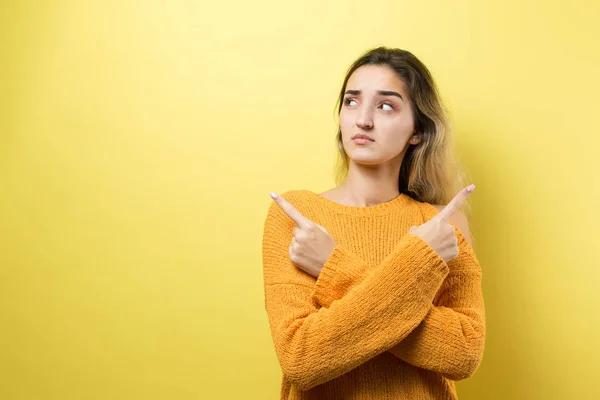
[
  {"left": 276, "top": 189, "right": 313, "bottom": 210},
  {"left": 278, "top": 189, "right": 307, "bottom": 200},
  {"left": 413, "top": 199, "right": 439, "bottom": 220},
  {"left": 278, "top": 189, "right": 322, "bottom": 217}
]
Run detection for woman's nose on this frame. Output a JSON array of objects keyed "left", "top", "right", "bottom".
[{"left": 357, "top": 115, "right": 373, "bottom": 129}]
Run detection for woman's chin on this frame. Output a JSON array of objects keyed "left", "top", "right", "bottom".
[{"left": 348, "top": 154, "right": 384, "bottom": 166}]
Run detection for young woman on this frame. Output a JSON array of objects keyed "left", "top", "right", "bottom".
[{"left": 262, "top": 46, "right": 485, "bottom": 399}]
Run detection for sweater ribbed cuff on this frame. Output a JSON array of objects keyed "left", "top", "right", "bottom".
[
  {"left": 394, "top": 234, "right": 449, "bottom": 296},
  {"left": 312, "top": 245, "right": 366, "bottom": 308}
]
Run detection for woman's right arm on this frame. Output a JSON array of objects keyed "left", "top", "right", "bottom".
[{"left": 262, "top": 196, "right": 449, "bottom": 391}]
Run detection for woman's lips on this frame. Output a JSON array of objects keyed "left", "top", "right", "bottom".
[{"left": 352, "top": 138, "right": 374, "bottom": 144}]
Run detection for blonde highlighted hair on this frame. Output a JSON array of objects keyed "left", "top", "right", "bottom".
[{"left": 333, "top": 46, "right": 472, "bottom": 215}]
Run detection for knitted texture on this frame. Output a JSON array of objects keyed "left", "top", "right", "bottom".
[{"left": 262, "top": 190, "right": 485, "bottom": 399}]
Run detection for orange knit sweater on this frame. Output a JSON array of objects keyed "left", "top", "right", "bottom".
[{"left": 262, "top": 189, "right": 486, "bottom": 400}]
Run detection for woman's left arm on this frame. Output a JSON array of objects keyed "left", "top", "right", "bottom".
[
  {"left": 311, "top": 209, "right": 486, "bottom": 381},
  {"left": 386, "top": 231, "right": 485, "bottom": 381}
]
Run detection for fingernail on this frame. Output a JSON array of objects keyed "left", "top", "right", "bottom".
[
  {"left": 467, "top": 184, "right": 475, "bottom": 193},
  {"left": 270, "top": 192, "right": 279, "bottom": 199}
]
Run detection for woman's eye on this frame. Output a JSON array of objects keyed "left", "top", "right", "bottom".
[{"left": 344, "top": 99, "right": 393, "bottom": 110}]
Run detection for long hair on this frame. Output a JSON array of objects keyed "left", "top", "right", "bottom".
[{"left": 333, "top": 46, "right": 471, "bottom": 214}]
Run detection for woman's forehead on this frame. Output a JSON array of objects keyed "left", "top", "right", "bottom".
[{"left": 346, "top": 65, "right": 407, "bottom": 94}]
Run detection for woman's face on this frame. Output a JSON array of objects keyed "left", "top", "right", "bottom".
[{"left": 339, "top": 64, "right": 418, "bottom": 165}]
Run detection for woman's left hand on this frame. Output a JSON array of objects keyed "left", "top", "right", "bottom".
[{"left": 271, "top": 192, "right": 337, "bottom": 277}]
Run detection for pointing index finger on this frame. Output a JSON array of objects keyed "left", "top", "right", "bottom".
[
  {"left": 435, "top": 184, "right": 475, "bottom": 223},
  {"left": 271, "top": 193, "right": 311, "bottom": 228}
]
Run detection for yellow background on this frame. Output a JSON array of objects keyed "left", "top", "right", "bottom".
[{"left": 1, "top": 0, "right": 599, "bottom": 399}]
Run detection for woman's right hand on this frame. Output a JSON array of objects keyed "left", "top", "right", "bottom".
[{"left": 408, "top": 184, "right": 475, "bottom": 263}]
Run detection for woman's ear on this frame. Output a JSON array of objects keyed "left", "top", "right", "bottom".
[{"left": 410, "top": 134, "right": 421, "bottom": 145}]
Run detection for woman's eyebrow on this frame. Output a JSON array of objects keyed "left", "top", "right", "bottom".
[{"left": 345, "top": 89, "right": 404, "bottom": 102}]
